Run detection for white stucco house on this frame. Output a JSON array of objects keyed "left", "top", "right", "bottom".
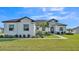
[
  {"left": 2, "top": 17, "right": 36, "bottom": 37},
  {"left": 2, "top": 16, "right": 67, "bottom": 37}
]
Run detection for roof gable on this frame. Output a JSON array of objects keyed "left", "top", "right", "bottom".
[
  {"left": 2, "top": 16, "right": 35, "bottom": 23},
  {"left": 35, "top": 20, "right": 47, "bottom": 22},
  {"left": 48, "top": 18, "right": 58, "bottom": 22},
  {"left": 56, "top": 23, "right": 67, "bottom": 26}
]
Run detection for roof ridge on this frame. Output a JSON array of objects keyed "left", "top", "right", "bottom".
[{"left": 2, "top": 16, "right": 35, "bottom": 23}]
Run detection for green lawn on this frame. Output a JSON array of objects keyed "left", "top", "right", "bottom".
[
  {"left": 45, "top": 34, "right": 59, "bottom": 38},
  {"left": 0, "top": 34, "right": 79, "bottom": 51},
  {"left": 63, "top": 34, "right": 79, "bottom": 39}
]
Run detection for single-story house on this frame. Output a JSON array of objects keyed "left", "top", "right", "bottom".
[
  {"left": 2, "top": 16, "right": 67, "bottom": 37},
  {"left": 72, "top": 26, "right": 79, "bottom": 34},
  {"left": 66, "top": 29, "right": 74, "bottom": 33}
]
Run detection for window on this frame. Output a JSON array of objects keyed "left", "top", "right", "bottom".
[
  {"left": 36, "top": 27, "right": 39, "bottom": 30},
  {"left": 9, "top": 24, "right": 14, "bottom": 31},
  {"left": 24, "top": 24, "right": 29, "bottom": 31},
  {"left": 42, "top": 27, "right": 45, "bottom": 31},
  {"left": 60, "top": 27, "right": 63, "bottom": 31}
]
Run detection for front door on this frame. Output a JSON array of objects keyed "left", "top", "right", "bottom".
[
  {"left": 60, "top": 27, "right": 63, "bottom": 34},
  {"left": 50, "top": 27, "right": 54, "bottom": 33}
]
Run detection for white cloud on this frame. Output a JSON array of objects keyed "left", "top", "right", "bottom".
[
  {"left": 31, "top": 12, "right": 70, "bottom": 20},
  {"left": 48, "top": 16, "right": 60, "bottom": 19},
  {"left": 31, "top": 9, "right": 55, "bottom": 19},
  {"left": 42, "top": 8, "right": 47, "bottom": 12},
  {"left": 50, "top": 7, "right": 69, "bottom": 15},
  {"left": 42, "top": 7, "right": 64, "bottom": 12},
  {"left": 60, "top": 12, "right": 78, "bottom": 20},
  {"left": 50, "top": 7, "right": 64, "bottom": 11},
  {"left": 31, "top": 12, "right": 54, "bottom": 19},
  {"left": 31, "top": 11, "right": 78, "bottom": 20},
  {"left": 60, "top": 11, "right": 68, "bottom": 14},
  {"left": 41, "top": 7, "right": 68, "bottom": 15},
  {"left": 31, "top": 15, "right": 49, "bottom": 19}
]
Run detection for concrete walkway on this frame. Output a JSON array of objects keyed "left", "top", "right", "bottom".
[{"left": 54, "top": 34, "right": 68, "bottom": 39}]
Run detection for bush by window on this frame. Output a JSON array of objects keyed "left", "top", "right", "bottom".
[
  {"left": 23, "top": 35, "right": 26, "bottom": 38},
  {"left": 27, "top": 34, "right": 30, "bottom": 38}
]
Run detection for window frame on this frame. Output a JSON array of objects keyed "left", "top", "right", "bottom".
[
  {"left": 60, "top": 27, "right": 63, "bottom": 31},
  {"left": 23, "top": 24, "right": 29, "bottom": 31},
  {"left": 9, "top": 24, "right": 14, "bottom": 31}
]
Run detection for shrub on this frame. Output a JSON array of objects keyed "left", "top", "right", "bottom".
[
  {"left": 44, "top": 32, "right": 51, "bottom": 35},
  {"left": 0, "top": 35, "right": 4, "bottom": 38},
  {"left": 56, "top": 32, "right": 60, "bottom": 35},
  {"left": 9, "top": 35, "right": 14, "bottom": 38},
  {"left": 36, "top": 35, "right": 40, "bottom": 38},
  {"left": 23, "top": 35, "right": 26, "bottom": 38},
  {"left": 18, "top": 35, "right": 22, "bottom": 38},
  {"left": 4, "top": 35, "right": 9, "bottom": 38},
  {"left": 32, "top": 36, "right": 36, "bottom": 38},
  {"left": 36, "top": 31, "right": 44, "bottom": 38},
  {"left": 4, "top": 35, "right": 14, "bottom": 38},
  {"left": 15, "top": 34, "right": 18, "bottom": 38},
  {"left": 40, "top": 35, "right": 44, "bottom": 38},
  {"left": 27, "top": 34, "right": 30, "bottom": 38}
]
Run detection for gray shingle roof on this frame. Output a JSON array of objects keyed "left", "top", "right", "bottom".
[
  {"left": 35, "top": 20, "right": 47, "bottom": 22},
  {"left": 2, "top": 16, "right": 35, "bottom": 23},
  {"left": 73, "top": 26, "right": 79, "bottom": 30},
  {"left": 48, "top": 18, "right": 58, "bottom": 22},
  {"left": 55, "top": 23, "right": 67, "bottom": 26},
  {"left": 2, "top": 17, "right": 67, "bottom": 26}
]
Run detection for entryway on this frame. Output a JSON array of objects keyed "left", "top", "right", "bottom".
[{"left": 50, "top": 27, "right": 54, "bottom": 33}]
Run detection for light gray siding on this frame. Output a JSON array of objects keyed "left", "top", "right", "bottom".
[{"left": 73, "top": 28, "right": 79, "bottom": 34}]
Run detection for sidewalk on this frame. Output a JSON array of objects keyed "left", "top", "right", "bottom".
[{"left": 54, "top": 34, "right": 68, "bottom": 39}]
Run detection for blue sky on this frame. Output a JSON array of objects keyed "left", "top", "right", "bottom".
[{"left": 0, "top": 7, "right": 79, "bottom": 28}]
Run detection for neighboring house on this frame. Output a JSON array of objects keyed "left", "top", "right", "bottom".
[
  {"left": 0, "top": 27, "right": 4, "bottom": 33},
  {"left": 72, "top": 26, "right": 79, "bottom": 34},
  {"left": 2, "top": 17, "right": 36, "bottom": 37},
  {"left": 66, "top": 29, "right": 74, "bottom": 33},
  {"left": 2, "top": 16, "right": 67, "bottom": 37}
]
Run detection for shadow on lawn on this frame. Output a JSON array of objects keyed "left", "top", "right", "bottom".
[{"left": 0, "top": 38, "right": 16, "bottom": 42}]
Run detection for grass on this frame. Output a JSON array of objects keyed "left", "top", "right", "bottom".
[
  {"left": 0, "top": 32, "right": 4, "bottom": 34},
  {"left": 0, "top": 34, "right": 79, "bottom": 51},
  {"left": 45, "top": 34, "right": 59, "bottom": 38},
  {"left": 63, "top": 34, "right": 79, "bottom": 39}
]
